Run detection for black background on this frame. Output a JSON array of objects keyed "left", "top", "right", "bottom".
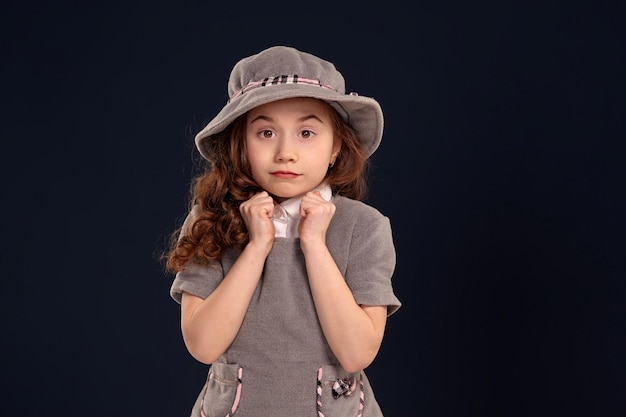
[{"left": 2, "top": 1, "right": 624, "bottom": 416}]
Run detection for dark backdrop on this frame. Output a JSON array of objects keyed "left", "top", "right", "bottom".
[{"left": 2, "top": 1, "right": 624, "bottom": 416}]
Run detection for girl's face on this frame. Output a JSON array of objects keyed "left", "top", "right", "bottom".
[{"left": 245, "top": 97, "right": 340, "bottom": 202}]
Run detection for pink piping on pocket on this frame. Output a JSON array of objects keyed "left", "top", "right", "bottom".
[
  {"left": 316, "top": 367, "right": 325, "bottom": 417},
  {"left": 316, "top": 367, "right": 365, "bottom": 417},
  {"left": 357, "top": 376, "right": 364, "bottom": 417},
  {"left": 199, "top": 367, "right": 243, "bottom": 417},
  {"left": 230, "top": 367, "right": 243, "bottom": 414}
]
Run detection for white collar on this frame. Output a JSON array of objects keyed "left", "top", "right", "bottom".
[
  {"left": 272, "top": 184, "right": 332, "bottom": 238},
  {"left": 279, "top": 183, "right": 332, "bottom": 217}
]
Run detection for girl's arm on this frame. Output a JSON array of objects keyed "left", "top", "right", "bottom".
[
  {"left": 180, "top": 192, "right": 275, "bottom": 364},
  {"left": 299, "top": 192, "right": 388, "bottom": 373},
  {"left": 303, "top": 243, "right": 388, "bottom": 373}
]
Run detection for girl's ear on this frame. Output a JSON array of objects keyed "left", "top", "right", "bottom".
[
  {"left": 332, "top": 139, "right": 342, "bottom": 158},
  {"left": 329, "top": 148, "right": 340, "bottom": 167}
]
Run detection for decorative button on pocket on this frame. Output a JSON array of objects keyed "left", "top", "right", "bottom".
[{"left": 332, "top": 377, "right": 356, "bottom": 399}]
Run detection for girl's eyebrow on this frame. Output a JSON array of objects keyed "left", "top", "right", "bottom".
[
  {"left": 248, "top": 114, "right": 325, "bottom": 124},
  {"left": 298, "top": 114, "right": 324, "bottom": 123},
  {"left": 248, "top": 115, "right": 272, "bottom": 124}
]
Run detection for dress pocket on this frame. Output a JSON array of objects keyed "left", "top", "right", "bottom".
[
  {"left": 316, "top": 365, "right": 364, "bottom": 417},
  {"left": 198, "top": 363, "right": 243, "bottom": 417}
]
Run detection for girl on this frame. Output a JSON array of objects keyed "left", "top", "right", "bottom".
[{"left": 165, "top": 45, "right": 401, "bottom": 417}]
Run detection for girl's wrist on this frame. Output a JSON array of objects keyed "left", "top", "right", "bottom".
[
  {"left": 245, "top": 238, "right": 273, "bottom": 258},
  {"left": 299, "top": 238, "right": 327, "bottom": 256}
]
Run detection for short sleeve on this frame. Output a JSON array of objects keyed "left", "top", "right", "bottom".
[
  {"left": 345, "top": 214, "right": 401, "bottom": 316},
  {"left": 169, "top": 260, "right": 225, "bottom": 304}
]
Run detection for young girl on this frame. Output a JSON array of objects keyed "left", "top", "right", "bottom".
[{"left": 165, "top": 45, "right": 401, "bottom": 417}]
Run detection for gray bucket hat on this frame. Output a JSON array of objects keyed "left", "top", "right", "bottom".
[{"left": 194, "top": 46, "right": 384, "bottom": 160}]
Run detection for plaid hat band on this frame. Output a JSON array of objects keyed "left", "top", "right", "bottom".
[{"left": 228, "top": 75, "right": 337, "bottom": 104}]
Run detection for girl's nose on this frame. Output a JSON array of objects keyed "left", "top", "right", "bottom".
[{"left": 275, "top": 138, "right": 297, "bottom": 162}]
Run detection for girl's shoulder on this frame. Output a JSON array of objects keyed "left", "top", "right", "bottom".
[
  {"left": 330, "top": 195, "right": 390, "bottom": 231},
  {"left": 332, "top": 195, "right": 387, "bottom": 219}
]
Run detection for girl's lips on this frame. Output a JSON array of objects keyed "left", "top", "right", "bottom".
[{"left": 271, "top": 171, "right": 299, "bottom": 179}]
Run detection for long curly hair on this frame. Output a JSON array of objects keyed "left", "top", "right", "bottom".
[{"left": 164, "top": 101, "right": 370, "bottom": 273}]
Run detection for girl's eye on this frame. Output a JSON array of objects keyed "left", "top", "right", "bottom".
[
  {"left": 260, "top": 130, "right": 274, "bottom": 139},
  {"left": 300, "top": 130, "right": 314, "bottom": 139}
]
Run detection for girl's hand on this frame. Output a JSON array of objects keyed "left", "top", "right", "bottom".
[
  {"left": 299, "top": 191, "right": 336, "bottom": 250},
  {"left": 239, "top": 191, "right": 275, "bottom": 253}
]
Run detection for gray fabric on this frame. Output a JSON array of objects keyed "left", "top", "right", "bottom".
[
  {"left": 170, "top": 196, "right": 401, "bottom": 417},
  {"left": 194, "top": 46, "right": 384, "bottom": 160}
]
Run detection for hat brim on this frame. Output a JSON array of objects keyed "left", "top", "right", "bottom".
[{"left": 195, "top": 83, "right": 383, "bottom": 160}]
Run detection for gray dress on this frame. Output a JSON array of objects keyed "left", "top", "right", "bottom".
[{"left": 170, "top": 196, "right": 401, "bottom": 417}]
